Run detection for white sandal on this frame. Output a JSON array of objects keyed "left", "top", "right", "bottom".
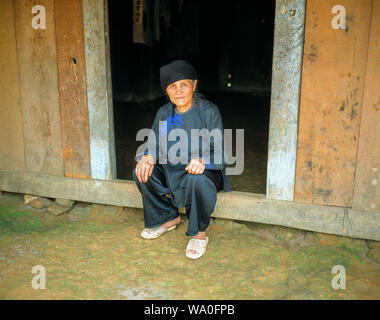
[
  {"left": 186, "top": 237, "right": 209, "bottom": 259},
  {"left": 141, "top": 224, "right": 177, "bottom": 239}
]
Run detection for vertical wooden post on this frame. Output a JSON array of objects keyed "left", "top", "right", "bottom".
[
  {"left": 82, "top": 0, "right": 116, "bottom": 180},
  {"left": 267, "top": 0, "right": 306, "bottom": 201}
]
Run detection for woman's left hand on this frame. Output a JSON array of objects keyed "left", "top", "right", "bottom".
[{"left": 186, "top": 158, "right": 206, "bottom": 175}]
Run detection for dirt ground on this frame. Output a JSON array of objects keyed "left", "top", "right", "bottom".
[{"left": 0, "top": 192, "right": 379, "bottom": 300}]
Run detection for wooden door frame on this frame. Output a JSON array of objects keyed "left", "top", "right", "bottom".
[
  {"left": 83, "top": 0, "right": 306, "bottom": 201},
  {"left": 86, "top": 0, "right": 307, "bottom": 198},
  {"left": 82, "top": 0, "right": 116, "bottom": 181},
  {"left": 266, "top": 0, "right": 306, "bottom": 201}
]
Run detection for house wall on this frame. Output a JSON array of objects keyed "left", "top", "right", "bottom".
[
  {"left": 0, "top": 0, "right": 113, "bottom": 180},
  {"left": 0, "top": 0, "right": 379, "bottom": 230},
  {"left": 295, "top": 0, "right": 380, "bottom": 212}
]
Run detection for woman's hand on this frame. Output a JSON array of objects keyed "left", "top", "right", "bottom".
[
  {"left": 186, "top": 158, "right": 206, "bottom": 175},
  {"left": 135, "top": 154, "right": 154, "bottom": 183}
]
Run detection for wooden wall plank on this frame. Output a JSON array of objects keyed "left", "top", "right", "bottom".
[
  {"left": 55, "top": 0, "right": 91, "bottom": 178},
  {"left": 0, "top": 0, "right": 25, "bottom": 171},
  {"left": 14, "top": 0, "right": 64, "bottom": 175},
  {"left": 353, "top": 0, "right": 380, "bottom": 212},
  {"left": 295, "top": 0, "right": 372, "bottom": 207}
]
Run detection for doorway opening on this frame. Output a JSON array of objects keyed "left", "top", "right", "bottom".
[{"left": 108, "top": 0, "right": 275, "bottom": 193}]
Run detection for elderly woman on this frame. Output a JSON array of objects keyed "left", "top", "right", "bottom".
[{"left": 133, "top": 60, "right": 229, "bottom": 259}]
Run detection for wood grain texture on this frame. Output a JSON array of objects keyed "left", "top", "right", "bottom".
[
  {"left": 0, "top": 0, "right": 25, "bottom": 171},
  {"left": 55, "top": 0, "right": 91, "bottom": 178},
  {"left": 266, "top": 0, "right": 306, "bottom": 201},
  {"left": 82, "top": 0, "right": 117, "bottom": 180},
  {"left": 353, "top": 0, "right": 380, "bottom": 212},
  {"left": 295, "top": 0, "right": 372, "bottom": 207},
  {"left": 14, "top": 0, "right": 64, "bottom": 175}
]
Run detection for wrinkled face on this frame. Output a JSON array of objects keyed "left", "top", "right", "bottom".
[{"left": 166, "top": 79, "right": 197, "bottom": 108}]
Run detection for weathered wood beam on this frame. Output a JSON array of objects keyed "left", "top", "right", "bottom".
[
  {"left": 267, "top": 0, "right": 306, "bottom": 201},
  {"left": 82, "top": 0, "right": 116, "bottom": 180},
  {"left": 1, "top": 169, "right": 379, "bottom": 241}
]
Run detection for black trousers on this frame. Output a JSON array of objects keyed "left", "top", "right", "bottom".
[{"left": 133, "top": 165, "right": 223, "bottom": 236}]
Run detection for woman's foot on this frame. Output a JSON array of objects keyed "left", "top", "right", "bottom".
[
  {"left": 161, "top": 216, "right": 181, "bottom": 230},
  {"left": 140, "top": 216, "right": 181, "bottom": 239},
  {"left": 186, "top": 233, "right": 209, "bottom": 259},
  {"left": 186, "top": 231, "right": 206, "bottom": 255},
  {"left": 191, "top": 231, "right": 207, "bottom": 240}
]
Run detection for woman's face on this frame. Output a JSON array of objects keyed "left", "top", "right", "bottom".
[{"left": 166, "top": 79, "right": 197, "bottom": 109}]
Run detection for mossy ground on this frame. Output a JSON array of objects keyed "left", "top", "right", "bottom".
[{"left": 0, "top": 192, "right": 379, "bottom": 300}]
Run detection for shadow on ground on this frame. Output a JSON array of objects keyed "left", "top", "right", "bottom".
[{"left": 0, "top": 192, "right": 379, "bottom": 300}]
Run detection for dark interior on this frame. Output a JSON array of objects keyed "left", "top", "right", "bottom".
[{"left": 108, "top": 0, "right": 275, "bottom": 193}]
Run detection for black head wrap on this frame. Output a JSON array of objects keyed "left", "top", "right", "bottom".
[{"left": 160, "top": 60, "right": 198, "bottom": 92}]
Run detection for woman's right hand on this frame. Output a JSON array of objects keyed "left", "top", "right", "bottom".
[{"left": 135, "top": 154, "right": 154, "bottom": 183}]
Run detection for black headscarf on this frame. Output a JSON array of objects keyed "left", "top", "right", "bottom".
[{"left": 160, "top": 60, "right": 198, "bottom": 92}]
